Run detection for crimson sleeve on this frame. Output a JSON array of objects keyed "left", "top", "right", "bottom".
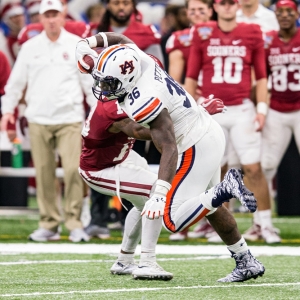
[
  {"left": 186, "top": 26, "right": 202, "bottom": 80},
  {"left": 0, "top": 51, "right": 11, "bottom": 95}
]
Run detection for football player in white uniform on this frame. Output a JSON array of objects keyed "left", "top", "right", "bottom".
[{"left": 75, "top": 32, "right": 265, "bottom": 283}]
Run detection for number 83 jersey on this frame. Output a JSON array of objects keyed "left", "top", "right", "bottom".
[
  {"left": 186, "top": 21, "right": 266, "bottom": 106},
  {"left": 119, "top": 44, "right": 212, "bottom": 154}
]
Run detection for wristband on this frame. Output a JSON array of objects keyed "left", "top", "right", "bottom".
[
  {"left": 256, "top": 102, "right": 268, "bottom": 116},
  {"left": 154, "top": 179, "right": 172, "bottom": 197},
  {"left": 98, "top": 32, "right": 108, "bottom": 48},
  {"left": 85, "top": 36, "right": 97, "bottom": 48}
]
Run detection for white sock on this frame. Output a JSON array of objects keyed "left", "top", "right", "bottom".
[
  {"left": 121, "top": 207, "right": 142, "bottom": 253},
  {"left": 253, "top": 211, "right": 260, "bottom": 226},
  {"left": 140, "top": 252, "right": 156, "bottom": 263},
  {"left": 140, "top": 215, "right": 162, "bottom": 253},
  {"left": 258, "top": 209, "right": 273, "bottom": 229},
  {"left": 227, "top": 237, "right": 248, "bottom": 255},
  {"left": 118, "top": 253, "right": 134, "bottom": 262}
]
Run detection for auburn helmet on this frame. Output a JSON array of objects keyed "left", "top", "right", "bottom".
[{"left": 92, "top": 44, "right": 141, "bottom": 101}]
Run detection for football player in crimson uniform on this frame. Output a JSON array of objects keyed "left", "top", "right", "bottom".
[
  {"left": 262, "top": 1, "right": 300, "bottom": 217},
  {"left": 75, "top": 32, "right": 265, "bottom": 282},
  {"left": 166, "top": 0, "right": 212, "bottom": 87},
  {"left": 79, "top": 99, "right": 174, "bottom": 280},
  {"left": 185, "top": 0, "right": 280, "bottom": 244}
]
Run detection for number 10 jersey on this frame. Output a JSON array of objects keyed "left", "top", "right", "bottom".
[
  {"left": 119, "top": 44, "right": 212, "bottom": 154},
  {"left": 186, "top": 21, "right": 266, "bottom": 106}
]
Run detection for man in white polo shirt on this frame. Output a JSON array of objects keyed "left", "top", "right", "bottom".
[
  {"left": 237, "top": 0, "right": 279, "bottom": 33},
  {"left": 1, "top": 0, "right": 95, "bottom": 242}
]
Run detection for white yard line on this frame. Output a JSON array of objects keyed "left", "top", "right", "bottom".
[
  {"left": 1, "top": 282, "right": 300, "bottom": 298},
  {"left": 0, "top": 243, "right": 299, "bottom": 256},
  {"left": 0, "top": 256, "right": 229, "bottom": 266}
]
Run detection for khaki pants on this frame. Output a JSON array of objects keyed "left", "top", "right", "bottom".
[{"left": 29, "top": 122, "right": 83, "bottom": 232}]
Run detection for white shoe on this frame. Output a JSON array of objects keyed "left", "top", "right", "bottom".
[
  {"left": 207, "top": 231, "right": 223, "bottom": 243},
  {"left": 188, "top": 222, "right": 214, "bottom": 238},
  {"left": 261, "top": 226, "right": 281, "bottom": 244},
  {"left": 132, "top": 261, "right": 173, "bottom": 280},
  {"left": 243, "top": 223, "right": 261, "bottom": 242},
  {"left": 110, "top": 261, "right": 138, "bottom": 275},
  {"left": 69, "top": 228, "right": 90, "bottom": 242},
  {"left": 84, "top": 225, "right": 110, "bottom": 239},
  {"left": 169, "top": 229, "right": 188, "bottom": 241},
  {"left": 28, "top": 228, "right": 60, "bottom": 242}
]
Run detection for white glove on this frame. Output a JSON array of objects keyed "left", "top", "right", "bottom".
[
  {"left": 141, "top": 179, "right": 172, "bottom": 220},
  {"left": 141, "top": 195, "right": 166, "bottom": 219},
  {"left": 75, "top": 40, "right": 98, "bottom": 70}
]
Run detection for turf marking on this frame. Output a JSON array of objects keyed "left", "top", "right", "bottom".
[
  {"left": 1, "top": 282, "right": 300, "bottom": 297},
  {"left": 0, "top": 256, "right": 229, "bottom": 266},
  {"left": 0, "top": 244, "right": 299, "bottom": 256}
]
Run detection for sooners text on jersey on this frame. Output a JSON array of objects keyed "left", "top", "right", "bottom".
[
  {"left": 186, "top": 21, "right": 266, "bottom": 105},
  {"left": 265, "top": 29, "right": 300, "bottom": 112}
]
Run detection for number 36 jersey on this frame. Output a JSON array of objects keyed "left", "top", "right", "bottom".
[
  {"left": 186, "top": 21, "right": 266, "bottom": 106},
  {"left": 119, "top": 44, "right": 212, "bottom": 154},
  {"left": 265, "top": 29, "right": 300, "bottom": 112}
]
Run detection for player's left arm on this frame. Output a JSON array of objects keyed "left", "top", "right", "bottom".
[
  {"left": 108, "top": 118, "right": 152, "bottom": 140},
  {"left": 149, "top": 109, "right": 178, "bottom": 184},
  {"left": 252, "top": 30, "right": 268, "bottom": 132},
  {"left": 141, "top": 108, "right": 178, "bottom": 220}
]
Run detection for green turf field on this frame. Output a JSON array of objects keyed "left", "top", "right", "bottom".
[
  {"left": 0, "top": 253, "right": 299, "bottom": 299},
  {"left": 0, "top": 212, "right": 299, "bottom": 299}
]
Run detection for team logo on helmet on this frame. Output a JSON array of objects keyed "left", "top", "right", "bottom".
[{"left": 119, "top": 60, "right": 135, "bottom": 75}]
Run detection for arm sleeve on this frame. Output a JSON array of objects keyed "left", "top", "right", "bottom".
[
  {"left": 252, "top": 27, "right": 267, "bottom": 80},
  {"left": 186, "top": 26, "right": 202, "bottom": 80},
  {"left": 1, "top": 47, "right": 28, "bottom": 114}
]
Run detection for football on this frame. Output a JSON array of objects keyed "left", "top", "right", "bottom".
[{"left": 82, "top": 47, "right": 105, "bottom": 74}]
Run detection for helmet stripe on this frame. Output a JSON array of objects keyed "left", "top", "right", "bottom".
[{"left": 97, "top": 45, "right": 126, "bottom": 72}]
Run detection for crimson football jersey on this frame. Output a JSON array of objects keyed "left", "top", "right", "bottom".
[
  {"left": 80, "top": 100, "right": 135, "bottom": 172},
  {"left": 18, "top": 21, "right": 91, "bottom": 45},
  {"left": 165, "top": 27, "right": 191, "bottom": 64},
  {"left": 186, "top": 21, "right": 266, "bottom": 106},
  {"left": 265, "top": 29, "right": 300, "bottom": 112},
  {"left": 108, "top": 20, "right": 161, "bottom": 51}
]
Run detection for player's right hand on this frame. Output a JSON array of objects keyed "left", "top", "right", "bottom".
[
  {"left": 75, "top": 40, "right": 98, "bottom": 70},
  {"left": 141, "top": 195, "right": 166, "bottom": 219}
]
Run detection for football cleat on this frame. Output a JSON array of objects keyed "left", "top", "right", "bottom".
[
  {"left": 243, "top": 223, "right": 262, "bottom": 242},
  {"left": 217, "top": 250, "right": 265, "bottom": 282},
  {"left": 261, "top": 226, "right": 281, "bottom": 244},
  {"left": 212, "top": 168, "right": 257, "bottom": 212},
  {"left": 132, "top": 261, "right": 173, "bottom": 281},
  {"left": 110, "top": 261, "right": 138, "bottom": 275}
]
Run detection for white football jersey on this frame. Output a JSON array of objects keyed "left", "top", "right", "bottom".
[{"left": 119, "top": 44, "right": 212, "bottom": 154}]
